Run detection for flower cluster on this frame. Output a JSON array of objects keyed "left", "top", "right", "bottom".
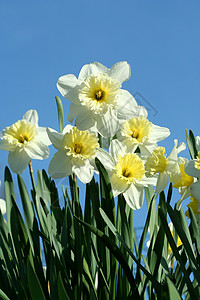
[{"left": 1, "top": 61, "right": 196, "bottom": 211}]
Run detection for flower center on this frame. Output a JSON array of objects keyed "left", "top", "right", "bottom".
[
  {"left": 173, "top": 163, "right": 194, "bottom": 188},
  {"left": 115, "top": 153, "right": 145, "bottom": 184},
  {"left": 3, "top": 120, "right": 36, "bottom": 146},
  {"left": 95, "top": 89, "right": 104, "bottom": 101},
  {"left": 121, "top": 116, "right": 152, "bottom": 144},
  {"left": 145, "top": 147, "right": 167, "bottom": 176},
  {"left": 62, "top": 127, "right": 99, "bottom": 160},
  {"left": 79, "top": 73, "right": 121, "bottom": 114}
]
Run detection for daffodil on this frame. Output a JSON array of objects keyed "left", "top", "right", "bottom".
[
  {"left": 57, "top": 61, "right": 138, "bottom": 137},
  {"left": 97, "top": 140, "right": 156, "bottom": 210},
  {"left": 117, "top": 109, "right": 170, "bottom": 155},
  {"left": 47, "top": 125, "right": 99, "bottom": 183},
  {"left": 0, "top": 110, "right": 51, "bottom": 174},
  {"left": 145, "top": 140, "right": 186, "bottom": 195},
  {"left": 173, "top": 157, "right": 195, "bottom": 209}
]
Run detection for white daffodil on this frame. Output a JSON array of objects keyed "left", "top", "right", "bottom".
[
  {"left": 117, "top": 108, "right": 170, "bottom": 155},
  {"left": 145, "top": 140, "right": 186, "bottom": 196},
  {"left": 57, "top": 61, "right": 138, "bottom": 137},
  {"left": 0, "top": 180, "right": 6, "bottom": 216},
  {"left": 97, "top": 140, "right": 156, "bottom": 210},
  {"left": 47, "top": 125, "right": 100, "bottom": 184},
  {"left": 0, "top": 110, "right": 51, "bottom": 174}
]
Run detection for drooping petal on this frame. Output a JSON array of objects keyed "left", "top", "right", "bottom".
[
  {"left": 8, "top": 149, "right": 30, "bottom": 174},
  {"left": 116, "top": 89, "right": 138, "bottom": 120},
  {"left": 72, "top": 160, "right": 94, "bottom": 183},
  {"left": 46, "top": 128, "right": 64, "bottom": 150},
  {"left": 155, "top": 172, "right": 169, "bottom": 195},
  {"left": 57, "top": 74, "right": 81, "bottom": 104},
  {"left": 48, "top": 151, "right": 72, "bottom": 179},
  {"left": 108, "top": 61, "right": 131, "bottom": 84},
  {"left": 23, "top": 110, "right": 38, "bottom": 126},
  {"left": 25, "top": 139, "right": 49, "bottom": 160},
  {"left": 96, "top": 110, "right": 119, "bottom": 138},
  {"left": 78, "top": 62, "right": 108, "bottom": 80},
  {"left": 149, "top": 124, "right": 170, "bottom": 142},
  {"left": 123, "top": 184, "right": 144, "bottom": 210},
  {"left": 37, "top": 127, "right": 52, "bottom": 146},
  {"left": 135, "top": 106, "right": 148, "bottom": 118}
]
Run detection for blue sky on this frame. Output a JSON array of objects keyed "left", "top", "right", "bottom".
[{"left": 1, "top": 1, "right": 200, "bottom": 226}]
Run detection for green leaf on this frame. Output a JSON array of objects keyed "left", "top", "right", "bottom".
[
  {"left": 98, "top": 208, "right": 161, "bottom": 293},
  {"left": 55, "top": 96, "right": 64, "bottom": 132},
  {"left": 186, "top": 129, "right": 198, "bottom": 159},
  {"left": 166, "top": 277, "right": 182, "bottom": 300},
  {"left": 27, "top": 258, "right": 46, "bottom": 300},
  {"left": 58, "top": 272, "right": 71, "bottom": 300},
  {"left": 0, "top": 289, "right": 11, "bottom": 300},
  {"left": 74, "top": 215, "right": 141, "bottom": 298}
]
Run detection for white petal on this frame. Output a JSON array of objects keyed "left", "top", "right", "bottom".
[
  {"left": 116, "top": 89, "right": 138, "bottom": 119},
  {"left": 190, "top": 181, "right": 200, "bottom": 202},
  {"left": 96, "top": 110, "right": 119, "bottom": 137},
  {"left": 0, "top": 199, "right": 6, "bottom": 215},
  {"left": 139, "top": 143, "right": 157, "bottom": 156},
  {"left": 78, "top": 62, "right": 108, "bottom": 80},
  {"left": 68, "top": 103, "right": 84, "bottom": 123},
  {"left": 134, "top": 106, "right": 148, "bottom": 118},
  {"left": 57, "top": 74, "right": 81, "bottom": 103},
  {"left": 96, "top": 148, "right": 115, "bottom": 171},
  {"left": 25, "top": 140, "right": 49, "bottom": 160},
  {"left": 72, "top": 160, "right": 94, "bottom": 183},
  {"left": 155, "top": 172, "right": 169, "bottom": 195},
  {"left": 62, "top": 124, "right": 74, "bottom": 134},
  {"left": 0, "top": 138, "right": 17, "bottom": 151},
  {"left": 149, "top": 124, "right": 170, "bottom": 142},
  {"left": 75, "top": 111, "right": 96, "bottom": 130},
  {"left": 8, "top": 149, "right": 30, "bottom": 174},
  {"left": 109, "top": 139, "right": 127, "bottom": 162},
  {"left": 48, "top": 151, "right": 72, "bottom": 179},
  {"left": 196, "top": 136, "right": 200, "bottom": 151},
  {"left": 168, "top": 140, "right": 186, "bottom": 161},
  {"left": 123, "top": 184, "right": 144, "bottom": 210},
  {"left": 185, "top": 160, "right": 200, "bottom": 178},
  {"left": 47, "top": 128, "right": 64, "bottom": 150},
  {"left": 37, "top": 127, "right": 52, "bottom": 146},
  {"left": 23, "top": 110, "right": 38, "bottom": 126},
  {"left": 108, "top": 61, "right": 131, "bottom": 84}
]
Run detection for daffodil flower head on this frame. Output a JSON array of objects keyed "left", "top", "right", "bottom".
[
  {"left": 173, "top": 161, "right": 194, "bottom": 189},
  {"left": 0, "top": 110, "right": 51, "bottom": 173},
  {"left": 57, "top": 61, "right": 139, "bottom": 137},
  {"left": 195, "top": 151, "right": 200, "bottom": 170},
  {"left": 79, "top": 73, "right": 121, "bottom": 114},
  {"left": 145, "top": 140, "right": 186, "bottom": 195},
  {"left": 97, "top": 139, "right": 156, "bottom": 210},
  {"left": 117, "top": 111, "right": 170, "bottom": 155},
  {"left": 47, "top": 125, "right": 100, "bottom": 183}
]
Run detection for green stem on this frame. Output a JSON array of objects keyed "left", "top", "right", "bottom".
[{"left": 28, "top": 160, "right": 36, "bottom": 192}]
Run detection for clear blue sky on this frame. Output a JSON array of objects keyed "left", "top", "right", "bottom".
[{"left": 1, "top": 1, "right": 200, "bottom": 227}]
